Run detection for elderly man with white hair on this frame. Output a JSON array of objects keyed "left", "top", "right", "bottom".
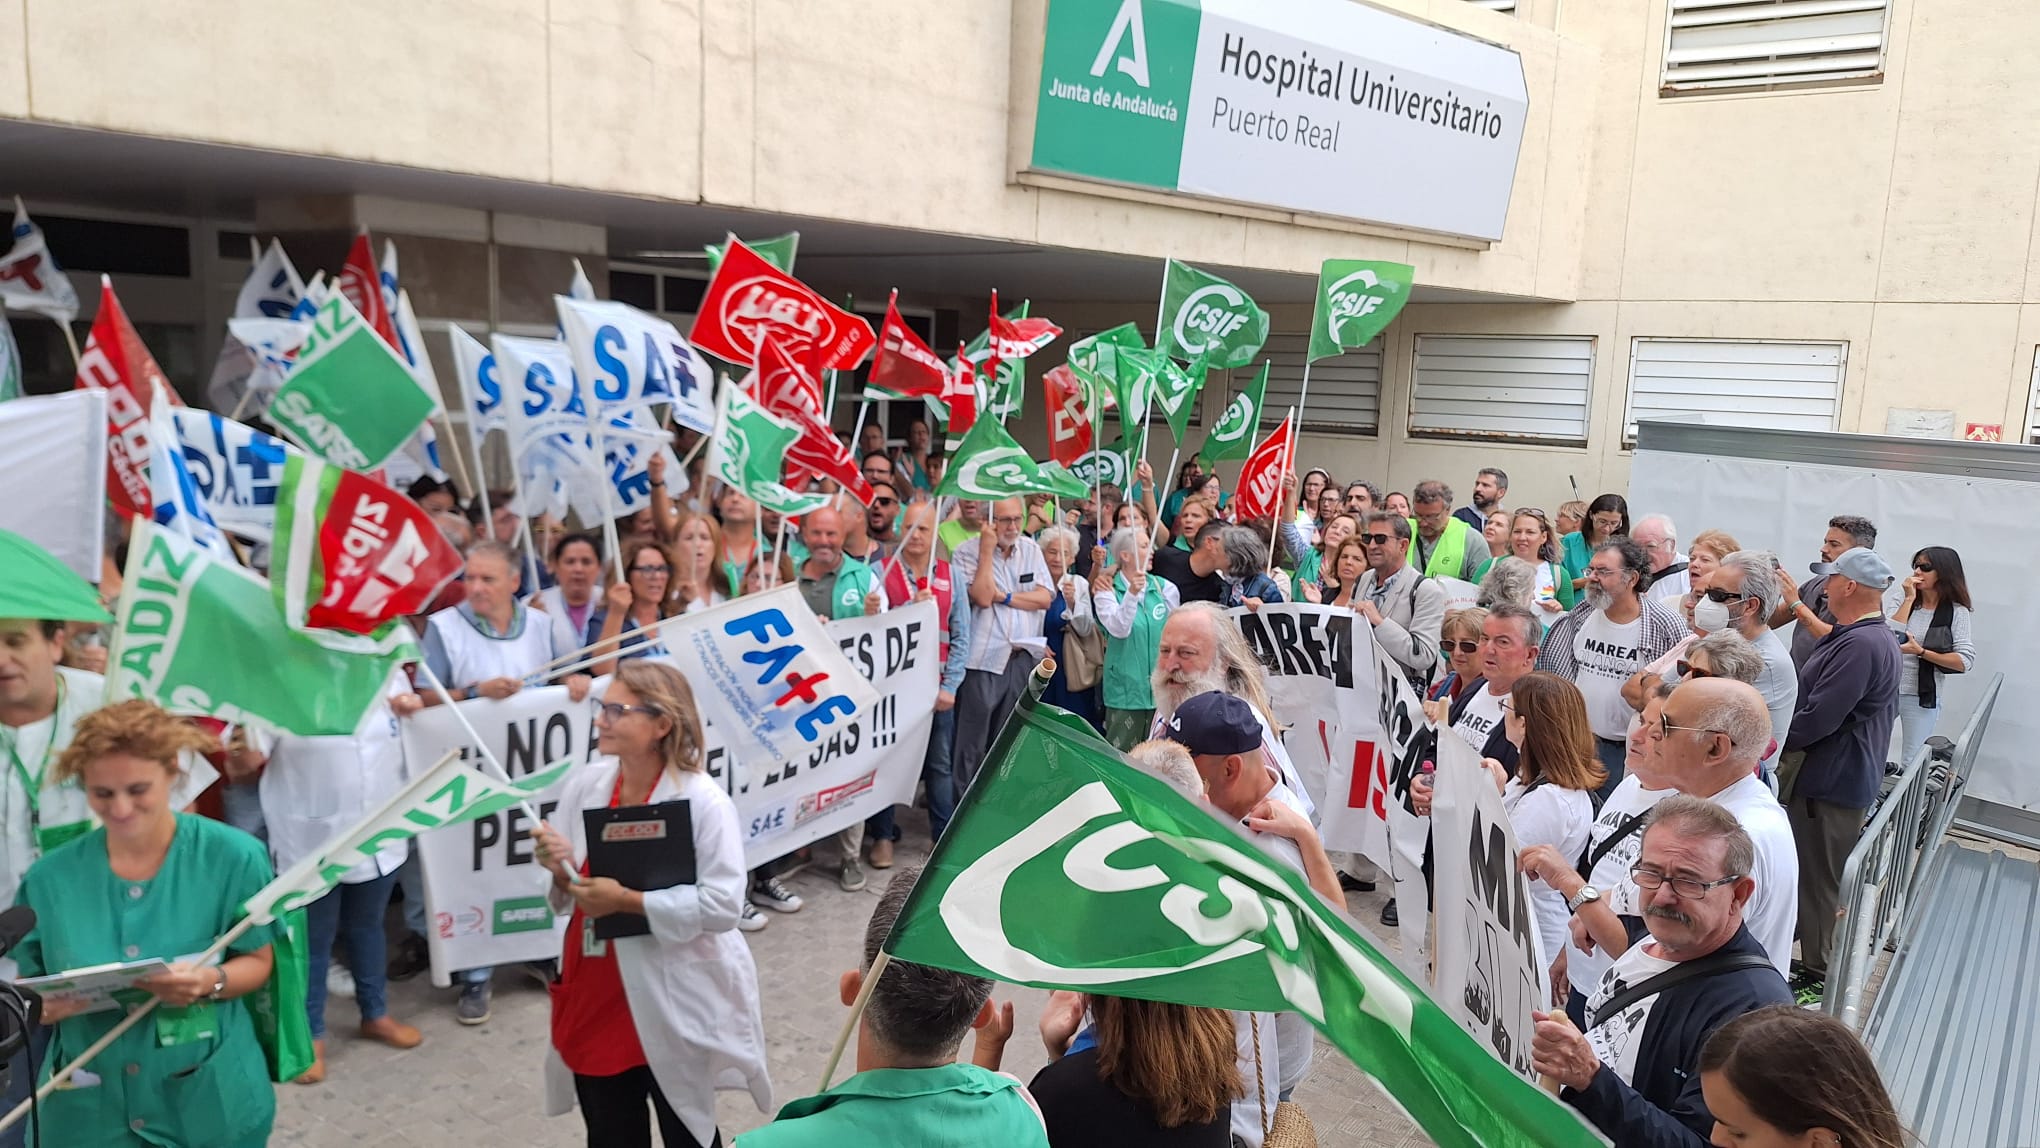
[
  {"left": 1630, "top": 514, "right": 1690, "bottom": 605},
  {"left": 1147, "top": 602, "right": 1314, "bottom": 818}
]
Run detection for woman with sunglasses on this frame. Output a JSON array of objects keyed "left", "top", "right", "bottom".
[
  {"left": 1492, "top": 671, "right": 1606, "bottom": 973},
  {"left": 588, "top": 536, "right": 678, "bottom": 676},
  {"left": 533, "top": 661, "right": 771, "bottom": 1148},
  {"left": 1478, "top": 509, "right": 1576, "bottom": 624},
  {"left": 1424, "top": 607, "right": 1490, "bottom": 720},
  {"left": 1890, "top": 546, "right": 1976, "bottom": 764},
  {"left": 1560, "top": 494, "right": 1629, "bottom": 592}
]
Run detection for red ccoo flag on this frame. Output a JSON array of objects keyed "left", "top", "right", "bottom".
[
  {"left": 867, "top": 291, "right": 948, "bottom": 400},
  {"left": 73, "top": 277, "right": 176, "bottom": 517},
  {"left": 1042, "top": 365, "right": 1093, "bottom": 467}
]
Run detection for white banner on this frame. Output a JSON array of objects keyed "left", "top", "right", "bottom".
[
  {"left": 1431, "top": 729, "right": 1546, "bottom": 1083},
  {"left": 168, "top": 408, "right": 296, "bottom": 541},
  {"left": 705, "top": 602, "right": 938, "bottom": 869},
  {"left": 1234, "top": 602, "right": 1432, "bottom": 952},
  {"left": 0, "top": 390, "right": 107, "bottom": 580},
  {"left": 491, "top": 333, "right": 590, "bottom": 464},
  {"left": 402, "top": 685, "right": 600, "bottom": 985},
  {"left": 557, "top": 296, "right": 716, "bottom": 434}
]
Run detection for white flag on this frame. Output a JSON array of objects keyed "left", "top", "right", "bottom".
[
  {"left": 233, "top": 237, "right": 305, "bottom": 320},
  {"left": 568, "top": 258, "right": 597, "bottom": 302},
  {"left": 169, "top": 407, "right": 298, "bottom": 540},
  {"left": 0, "top": 391, "right": 107, "bottom": 579},
  {"left": 147, "top": 383, "right": 237, "bottom": 562},
  {"left": 556, "top": 295, "right": 715, "bottom": 434},
  {"left": 0, "top": 198, "right": 80, "bottom": 325},
  {"left": 491, "top": 334, "right": 589, "bottom": 464}
]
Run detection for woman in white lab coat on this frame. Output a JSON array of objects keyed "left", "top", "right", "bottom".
[{"left": 531, "top": 660, "right": 771, "bottom": 1148}]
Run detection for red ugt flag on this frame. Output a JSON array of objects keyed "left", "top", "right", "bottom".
[
  {"left": 749, "top": 338, "right": 874, "bottom": 506},
  {"left": 940, "top": 346, "right": 979, "bottom": 443},
  {"left": 1231, "top": 412, "right": 1295, "bottom": 522},
  {"left": 1043, "top": 365, "right": 1093, "bottom": 467},
  {"left": 338, "top": 231, "right": 397, "bottom": 349},
  {"left": 690, "top": 241, "right": 875, "bottom": 370},
  {"left": 867, "top": 291, "right": 947, "bottom": 399},
  {"left": 73, "top": 278, "right": 175, "bottom": 517}
]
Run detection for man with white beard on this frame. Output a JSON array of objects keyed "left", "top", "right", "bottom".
[{"left": 1146, "top": 602, "right": 1314, "bottom": 818}]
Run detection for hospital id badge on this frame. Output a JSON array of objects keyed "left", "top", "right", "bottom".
[
  {"left": 581, "top": 917, "right": 607, "bottom": 959},
  {"left": 155, "top": 1003, "right": 217, "bottom": 1048}
]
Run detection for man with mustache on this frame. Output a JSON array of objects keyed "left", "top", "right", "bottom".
[
  {"left": 1145, "top": 603, "right": 1313, "bottom": 818},
  {"left": 1526, "top": 796, "right": 1792, "bottom": 1148}
]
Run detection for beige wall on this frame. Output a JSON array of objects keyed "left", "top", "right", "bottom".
[{"left": 9, "top": 0, "right": 2039, "bottom": 511}]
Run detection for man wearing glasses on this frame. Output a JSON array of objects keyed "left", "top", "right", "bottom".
[
  {"left": 1525, "top": 795, "right": 1792, "bottom": 1148},
  {"left": 1351, "top": 512, "right": 1447, "bottom": 693},
  {"left": 949, "top": 497, "right": 1054, "bottom": 796}
]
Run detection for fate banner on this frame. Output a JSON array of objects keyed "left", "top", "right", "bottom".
[
  {"left": 704, "top": 602, "right": 938, "bottom": 870},
  {"left": 403, "top": 685, "right": 601, "bottom": 985},
  {"left": 1234, "top": 602, "right": 1434, "bottom": 953},
  {"left": 1431, "top": 730, "right": 1547, "bottom": 1083}
]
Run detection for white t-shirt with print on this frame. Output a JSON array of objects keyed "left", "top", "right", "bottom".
[
  {"left": 1577, "top": 777, "right": 1676, "bottom": 991},
  {"left": 1584, "top": 943, "right": 1679, "bottom": 1084},
  {"left": 1451, "top": 686, "right": 1506, "bottom": 753},
  {"left": 1573, "top": 610, "right": 1643, "bottom": 740}
]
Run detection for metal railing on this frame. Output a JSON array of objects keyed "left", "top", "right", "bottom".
[{"left": 1825, "top": 674, "right": 2002, "bottom": 1029}]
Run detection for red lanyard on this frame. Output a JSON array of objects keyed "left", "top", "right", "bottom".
[{"left": 607, "top": 768, "right": 660, "bottom": 809}]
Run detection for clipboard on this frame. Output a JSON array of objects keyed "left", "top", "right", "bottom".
[{"left": 582, "top": 799, "right": 695, "bottom": 941}]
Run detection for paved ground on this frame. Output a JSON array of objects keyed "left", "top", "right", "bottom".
[{"left": 272, "top": 813, "right": 1433, "bottom": 1147}]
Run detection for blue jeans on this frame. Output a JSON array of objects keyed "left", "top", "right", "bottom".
[
  {"left": 923, "top": 707, "right": 957, "bottom": 842},
  {"left": 397, "top": 848, "right": 428, "bottom": 936},
  {"left": 304, "top": 870, "right": 399, "bottom": 1037},
  {"left": 1593, "top": 737, "right": 1626, "bottom": 802}
]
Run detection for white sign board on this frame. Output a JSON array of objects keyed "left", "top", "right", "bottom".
[
  {"left": 1431, "top": 730, "right": 1546, "bottom": 1083},
  {"left": 0, "top": 390, "right": 107, "bottom": 581}
]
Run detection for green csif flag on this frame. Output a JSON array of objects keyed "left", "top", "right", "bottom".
[
  {"left": 707, "top": 379, "right": 830, "bottom": 516},
  {"left": 1068, "top": 435, "right": 1134, "bottom": 492},
  {"left": 1153, "top": 351, "right": 1209, "bottom": 445},
  {"left": 1156, "top": 259, "right": 1269, "bottom": 370},
  {"left": 106, "top": 520, "right": 419, "bottom": 737},
  {"left": 938, "top": 416, "right": 1074, "bottom": 501},
  {"left": 1202, "top": 361, "right": 1268, "bottom": 462},
  {"left": 1095, "top": 343, "right": 1161, "bottom": 432},
  {"left": 705, "top": 232, "right": 799, "bottom": 275},
  {"left": 884, "top": 698, "right": 1606, "bottom": 1148},
  {"left": 1310, "top": 260, "right": 1414, "bottom": 363}
]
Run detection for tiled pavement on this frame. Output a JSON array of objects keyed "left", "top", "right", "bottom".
[{"left": 273, "top": 815, "right": 1433, "bottom": 1147}]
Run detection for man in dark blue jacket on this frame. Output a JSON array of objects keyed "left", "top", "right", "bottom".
[
  {"left": 1530, "top": 795, "right": 1793, "bottom": 1148},
  {"left": 1782, "top": 546, "right": 1901, "bottom": 999}
]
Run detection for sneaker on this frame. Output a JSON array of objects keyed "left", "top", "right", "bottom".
[
  {"left": 1794, "top": 980, "right": 1825, "bottom": 1008},
  {"left": 738, "top": 900, "right": 768, "bottom": 933},
  {"left": 456, "top": 981, "right": 492, "bottom": 1026},
  {"left": 839, "top": 859, "right": 867, "bottom": 892},
  {"left": 386, "top": 934, "right": 429, "bottom": 982},
  {"left": 754, "top": 875, "right": 805, "bottom": 913},
  {"left": 327, "top": 963, "right": 356, "bottom": 1000}
]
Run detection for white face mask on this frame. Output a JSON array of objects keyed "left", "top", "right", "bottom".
[{"left": 1691, "top": 596, "right": 1733, "bottom": 634}]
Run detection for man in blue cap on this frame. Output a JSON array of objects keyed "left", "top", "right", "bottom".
[{"left": 1782, "top": 545, "right": 1902, "bottom": 1004}]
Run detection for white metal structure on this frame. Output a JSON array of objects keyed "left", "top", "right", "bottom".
[
  {"left": 1257, "top": 333, "right": 1382, "bottom": 436},
  {"left": 1661, "top": 0, "right": 1889, "bottom": 93},
  {"left": 1625, "top": 337, "right": 1845, "bottom": 442},
  {"left": 1409, "top": 334, "right": 1594, "bottom": 444}
]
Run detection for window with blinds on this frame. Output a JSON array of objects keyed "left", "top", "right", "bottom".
[
  {"left": 1255, "top": 333, "right": 1381, "bottom": 435},
  {"left": 1409, "top": 335, "right": 1594, "bottom": 444},
  {"left": 1662, "top": 0, "right": 1889, "bottom": 94},
  {"left": 1625, "top": 338, "right": 1844, "bottom": 442}
]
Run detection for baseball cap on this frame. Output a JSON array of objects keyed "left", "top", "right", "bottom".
[
  {"left": 1164, "top": 692, "right": 1262, "bottom": 757},
  {"left": 1811, "top": 546, "right": 1895, "bottom": 590}
]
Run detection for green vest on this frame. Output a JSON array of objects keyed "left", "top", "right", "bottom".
[
  {"left": 1103, "top": 576, "right": 1172, "bottom": 709},
  {"left": 1407, "top": 516, "right": 1473, "bottom": 579},
  {"left": 737, "top": 1064, "right": 1048, "bottom": 1148},
  {"left": 828, "top": 556, "right": 878, "bottom": 620}
]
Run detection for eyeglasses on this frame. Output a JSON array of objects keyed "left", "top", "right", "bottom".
[
  {"left": 1516, "top": 508, "right": 1548, "bottom": 520},
  {"left": 1659, "top": 711, "right": 1726, "bottom": 741},
  {"left": 1446, "top": 640, "right": 1481, "bottom": 654},
  {"left": 993, "top": 515, "right": 1024, "bottom": 526},
  {"left": 630, "top": 564, "right": 672, "bottom": 575},
  {"left": 1359, "top": 532, "right": 1395, "bottom": 546},
  {"left": 1584, "top": 565, "right": 1624, "bottom": 580},
  {"left": 1675, "top": 661, "right": 1712, "bottom": 680},
  {"left": 1630, "top": 865, "right": 1741, "bottom": 900},
  {"left": 1700, "top": 587, "right": 1749, "bottom": 604},
  {"left": 597, "top": 701, "right": 664, "bottom": 722}
]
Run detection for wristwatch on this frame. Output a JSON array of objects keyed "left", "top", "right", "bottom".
[
  {"left": 207, "top": 966, "right": 229, "bottom": 1001},
  {"left": 1566, "top": 885, "right": 1601, "bottom": 914}
]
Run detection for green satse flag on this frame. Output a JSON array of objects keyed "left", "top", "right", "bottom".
[
  {"left": 705, "top": 232, "right": 799, "bottom": 274},
  {"left": 1156, "top": 259, "right": 1269, "bottom": 370},
  {"left": 1310, "top": 260, "right": 1415, "bottom": 363},
  {"left": 1202, "top": 362, "right": 1268, "bottom": 462},
  {"left": 267, "top": 292, "right": 439, "bottom": 471},
  {"left": 885, "top": 698, "right": 1607, "bottom": 1148},
  {"left": 105, "top": 520, "right": 419, "bottom": 737}
]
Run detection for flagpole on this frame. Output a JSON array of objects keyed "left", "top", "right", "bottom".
[
  {"left": 434, "top": 410, "right": 477, "bottom": 502},
  {"left": 413, "top": 663, "right": 547, "bottom": 827},
  {"left": 58, "top": 322, "right": 82, "bottom": 369},
  {"left": 1265, "top": 407, "right": 1296, "bottom": 576},
  {"left": 1149, "top": 443, "right": 1180, "bottom": 548}
]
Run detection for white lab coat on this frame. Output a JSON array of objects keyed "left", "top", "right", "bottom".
[{"left": 540, "top": 760, "right": 772, "bottom": 1143}]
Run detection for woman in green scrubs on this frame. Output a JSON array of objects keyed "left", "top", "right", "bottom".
[
  {"left": 1092, "top": 525, "right": 1181, "bottom": 750},
  {"left": 14, "top": 700, "right": 277, "bottom": 1148}
]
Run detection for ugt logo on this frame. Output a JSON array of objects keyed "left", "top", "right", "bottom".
[{"left": 1090, "top": 0, "right": 1150, "bottom": 87}]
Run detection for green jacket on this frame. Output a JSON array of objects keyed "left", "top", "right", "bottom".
[
  {"left": 736, "top": 1064, "right": 1048, "bottom": 1148},
  {"left": 814, "top": 555, "right": 879, "bottom": 620}
]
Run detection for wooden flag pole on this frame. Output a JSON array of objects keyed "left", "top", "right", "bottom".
[
  {"left": 434, "top": 410, "right": 477, "bottom": 502},
  {"left": 817, "top": 950, "right": 892, "bottom": 1092},
  {"left": 58, "top": 321, "right": 82, "bottom": 368},
  {"left": 413, "top": 662, "right": 547, "bottom": 827}
]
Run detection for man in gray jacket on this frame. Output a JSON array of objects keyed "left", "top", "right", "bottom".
[{"left": 1352, "top": 511, "right": 1447, "bottom": 694}]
